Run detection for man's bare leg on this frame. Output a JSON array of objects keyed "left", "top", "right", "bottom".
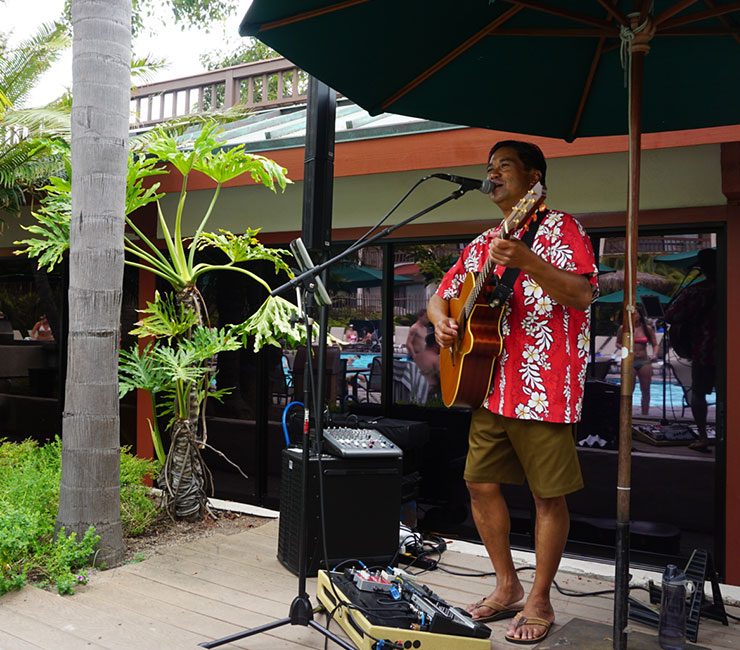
[
  {"left": 506, "top": 495, "right": 569, "bottom": 641},
  {"left": 689, "top": 393, "right": 709, "bottom": 450},
  {"left": 466, "top": 481, "right": 525, "bottom": 618}
]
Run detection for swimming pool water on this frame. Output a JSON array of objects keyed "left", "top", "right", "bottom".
[{"left": 622, "top": 380, "right": 716, "bottom": 408}]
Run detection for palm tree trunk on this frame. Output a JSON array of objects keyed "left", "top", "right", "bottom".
[{"left": 56, "top": 0, "right": 131, "bottom": 567}]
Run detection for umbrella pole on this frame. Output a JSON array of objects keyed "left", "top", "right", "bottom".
[{"left": 614, "top": 16, "right": 651, "bottom": 649}]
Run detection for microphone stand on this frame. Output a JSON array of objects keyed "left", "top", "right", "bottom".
[
  {"left": 657, "top": 316, "right": 669, "bottom": 426},
  {"left": 201, "top": 183, "right": 470, "bottom": 649}
]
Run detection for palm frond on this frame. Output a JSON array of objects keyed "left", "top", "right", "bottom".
[
  {"left": 130, "top": 54, "right": 168, "bottom": 86},
  {"left": 0, "top": 22, "right": 70, "bottom": 107},
  {"left": 1, "top": 107, "right": 70, "bottom": 138}
]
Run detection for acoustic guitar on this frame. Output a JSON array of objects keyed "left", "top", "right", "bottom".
[{"left": 440, "top": 183, "right": 546, "bottom": 408}]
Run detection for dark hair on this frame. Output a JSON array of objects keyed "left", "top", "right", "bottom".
[{"left": 488, "top": 140, "right": 547, "bottom": 185}]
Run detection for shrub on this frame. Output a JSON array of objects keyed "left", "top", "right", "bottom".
[{"left": 0, "top": 437, "right": 158, "bottom": 595}]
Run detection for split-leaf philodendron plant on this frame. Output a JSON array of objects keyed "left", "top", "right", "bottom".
[{"left": 16, "top": 122, "right": 307, "bottom": 520}]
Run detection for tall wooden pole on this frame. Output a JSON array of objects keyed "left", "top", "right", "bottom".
[{"left": 613, "top": 12, "right": 653, "bottom": 649}]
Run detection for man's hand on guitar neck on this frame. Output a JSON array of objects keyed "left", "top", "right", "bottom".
[
  {"left": 428, "top": 295, "right": 459, "bottom": 349},
  {"left": 489, "top": 236, "right": 535, "bottom": 270}
]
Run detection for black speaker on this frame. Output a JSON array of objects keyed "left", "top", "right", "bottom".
[
  {"left": 278, "top": 447, "right": 401, "bottom": 576},
  {"left": 579, "top": 379, "right": 620, "bottom": 445},
  {"left": 301, "top": 77, "right": 336, "bottom": 251}
]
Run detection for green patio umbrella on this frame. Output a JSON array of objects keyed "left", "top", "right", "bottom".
[
  {"left": 240, "top": 2, "right": 740, "bottom": 139},
  {"left": 596, "top": 285, "right": 671, "bottom": 304},
  {"left": 655, "top": 247, "right": 717, "bottom": 268},
  {"left": 330, "top": 262, "right": 413, "bottom": 288},
  {"left": 240, "top": 2, "right": 738, "bottom": 646}
]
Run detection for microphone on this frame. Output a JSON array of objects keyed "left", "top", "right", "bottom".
[{"left": 431, "top": 173, "right": 494, "bottom": 194}]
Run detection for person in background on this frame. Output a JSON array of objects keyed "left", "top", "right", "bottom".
[
  {"left": 616, "top": 304, "right": 658, "bottom": 416},
  {"left": 405, "top": 309, "right": 430, "bottom": 360},
  {"left": 413, "top": 332, "right": 441, "bottom": 396},
  {"left": 343, "top": 324, "right": 358, "bottom": 343},
  {"left": 664, "top": 248, "right": 717, "bottom": 452},
  {"left": 30, "top": 314, "right": 54, "bottom": 341}
]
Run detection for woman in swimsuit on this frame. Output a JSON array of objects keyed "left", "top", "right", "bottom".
[{"left": 616, "top": 306, "right": 658, "bottom": 416}]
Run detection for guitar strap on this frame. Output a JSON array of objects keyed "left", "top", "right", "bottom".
[{"left": 487, "top": 208, "right": 548, "bottom": 309}]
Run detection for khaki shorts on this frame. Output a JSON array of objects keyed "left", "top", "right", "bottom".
[{"left": 464, "top": 408, "right": 584, "bottom": 498}]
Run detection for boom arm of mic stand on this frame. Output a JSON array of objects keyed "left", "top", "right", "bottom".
[{"left": 270, "top": 188, "right": 466, "bottom": 299}]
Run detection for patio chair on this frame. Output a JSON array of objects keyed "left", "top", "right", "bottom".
[
  {"left": 668, "top": 358, "right": 693, "bottom": 418},
  {"left": 353, "top": 357, "right": 382, "bottom": 403},
  {"left": 269, "top": 354, "right": 294, "bottom": 406}
]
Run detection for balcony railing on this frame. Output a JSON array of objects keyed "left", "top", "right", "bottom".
[{"left": 130, "top": 58, "right": 308, "bottom": 126}]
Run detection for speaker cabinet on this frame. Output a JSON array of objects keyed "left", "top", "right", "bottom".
[
  {"left": 579, "top": 379, "right": 620, "bottom": 446},
  {"left": 278, "top": 447, "right": 401, "bottom": 576}
]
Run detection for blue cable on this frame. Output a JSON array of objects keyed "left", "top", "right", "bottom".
[{"left": 281, "top": 401, "right": 304, "bottom": 447}]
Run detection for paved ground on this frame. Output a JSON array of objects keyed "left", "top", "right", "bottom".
[{"left": 1, "top": 520, "right": 738, "bottom": 649}]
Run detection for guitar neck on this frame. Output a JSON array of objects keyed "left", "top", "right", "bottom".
[{"left": 458, "top": 183, "right": 546, "bottom": 324}]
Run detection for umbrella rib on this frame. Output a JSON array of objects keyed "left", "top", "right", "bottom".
[
  {"left": 595, "top": 0, "right": 631, "bottom": 27},
  {"left": 499, "top": 0, "right": 613, "bottom": 29},
  {"left": 701, "top": 0, "right": 740, "bottom": 47},
  {"left": 493, "top": 27, "right": 615, "bottom": 36},
  {"left": 258, "top": 0, "right": 370, "bottom": 31},
  {"left": 378, "top": 5, "right": 523, "bottom": 112},
  {"left": 658, "top": 1, "right": 740, "bottom": 30},
  {"left": 570, "top": 0, "right": 620, "bottom": 144},
  {"left": 570, "top": 37, "right": 606, "bottom": 141},
  {"left": 659, "top": 25, "right": 740, "bottom": 35},
  {"left": 654, "top": 0, "right": 702, "bottom": 26}
]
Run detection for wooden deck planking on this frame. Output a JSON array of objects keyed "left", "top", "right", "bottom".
[
  {"left": 0, "top": 604, "right": 107, "bottom": 650},
  {"left": 1, "top": 519, "right": 739, "bottom": 649},
  {"left": 73, "top": 572, "right": 316, "bottom": 649}
]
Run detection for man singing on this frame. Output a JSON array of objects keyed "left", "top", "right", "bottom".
[{"left": 428, "top": 141, "right": 598, "bottom": 644}]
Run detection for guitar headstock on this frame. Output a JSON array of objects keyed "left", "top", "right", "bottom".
[{"left": 500, "top": 182, "right": 546, "bottom": 237}]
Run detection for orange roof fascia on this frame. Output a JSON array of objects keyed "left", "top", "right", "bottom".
[{"left": 151, "top": 124, "right": 740, "bottom": 193}]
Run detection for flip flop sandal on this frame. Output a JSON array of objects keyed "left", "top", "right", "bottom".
[
  {"left": 467, "top": 598, "right": 524, "bottom": 623},
  {"left": 504, "top": 612, "right": 553, "bottom": 645}
]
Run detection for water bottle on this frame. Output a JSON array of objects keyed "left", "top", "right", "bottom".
[{"left": 658, "top": 564, "right": 688, "bottom": 650}]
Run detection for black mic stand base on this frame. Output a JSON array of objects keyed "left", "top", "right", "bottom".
[{"left": 199, "top": 593, "right": 355, "bottom": 649}]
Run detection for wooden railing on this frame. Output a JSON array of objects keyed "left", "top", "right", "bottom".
[
  {"left": 602, "top": 235, "right": 713, "bottom": 255},
  {"left": 130, "top": 58, "right": 308, "bottom": 126}
]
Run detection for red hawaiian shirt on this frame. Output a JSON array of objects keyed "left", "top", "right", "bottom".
[{"left": 436, "top": 210, "right": 598, "bottom": 423}]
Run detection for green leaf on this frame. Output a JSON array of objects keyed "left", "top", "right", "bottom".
[
  {"left": 129, "top": 291, "right": 199, "bottom": 341},
  {"left": 125, "top": 152, "right": 166, "bottom": 215},
  {"left": 193, "top": 228, "right": 292, "bottom": 275},
  {"left": 145, "top": 121, "right": 221, "bottom": 177},
  {"left": 238, "top": 295, "right": 306, "bottom": 352},
  {"left": 193, "top": 145, "right": 291, "bottom": 190}
]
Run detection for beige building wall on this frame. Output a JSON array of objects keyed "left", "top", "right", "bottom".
[{"left": 0, "top": 142, "right": 724, "bottom": 249}]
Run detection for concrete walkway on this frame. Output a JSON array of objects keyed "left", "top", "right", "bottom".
[{"left": 1, "top": 521, "right": 738, "bottom": 649}]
